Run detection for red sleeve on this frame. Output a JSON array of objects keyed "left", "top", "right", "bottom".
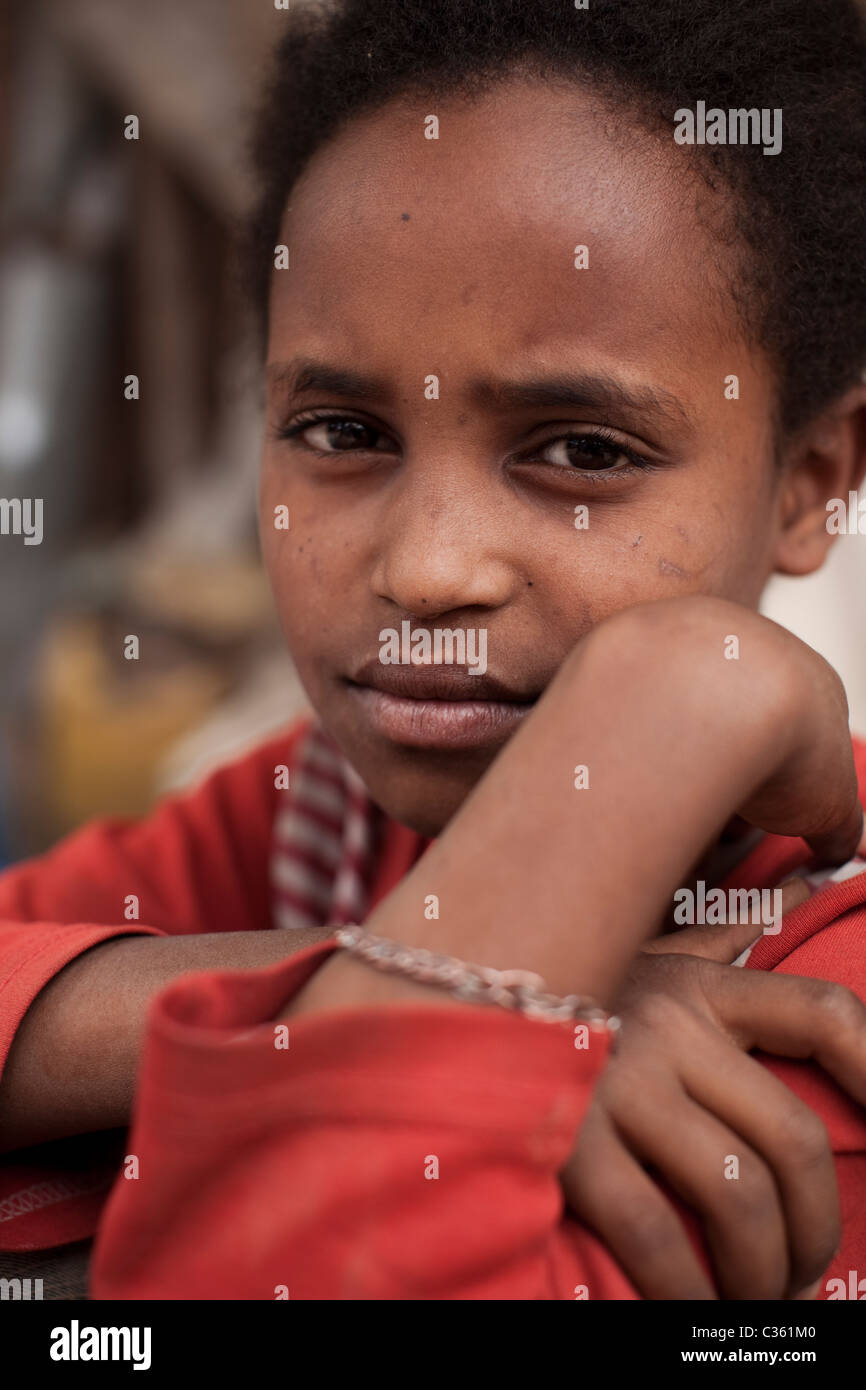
[
  {"left": 87, "top": 907, "right": 866, "bottom": 1301},
  {"left": 0, "top": 723, "right": 306, "bottom": 1250},
  {"left": 89, "top": 941, "right": 618, "bottom": 1300}
]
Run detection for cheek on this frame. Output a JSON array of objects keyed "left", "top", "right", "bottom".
[
  {"left": 258, "top": 467, "right": 361, "bottom": 660},
  {"left": 627, "top": 506, "right": 769, "bottom": 604},
  {"left": 263, "top": 528, "right": 330, "bottom": 633},
  {"left": 259, "top": 462, "right": 316, "bottom": 587},
  {"left": 544, "top": 472, "right": 775, "bottom": 624},
  {"left": 682, "top": 450, "right": 778, "bottom": 599}
]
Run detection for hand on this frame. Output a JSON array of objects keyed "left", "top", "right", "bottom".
[
  {"left": 582, "top": 596, "right": 866, "bottom": 869},
  {"left": 561, "top": 877, "right": 866, "bottom": 1300}
]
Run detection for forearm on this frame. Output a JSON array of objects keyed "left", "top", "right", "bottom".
[
  {"left": 287, "top": 599, "right": 802, "bottom": 1020},
  {"left": 0, "top": 927, "right": 328, "bottom": 1152}
]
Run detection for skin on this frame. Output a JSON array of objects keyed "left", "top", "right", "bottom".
[{"left": 260, "top": 76, "right": 860, "bottom": 837}]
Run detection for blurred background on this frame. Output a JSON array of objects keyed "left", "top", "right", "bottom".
[
  {"left": 0, "top": 0, "right": 864, "bottom": 868},
  {"left": 0, "top": 0, "right": 310, "bottom": 866}
]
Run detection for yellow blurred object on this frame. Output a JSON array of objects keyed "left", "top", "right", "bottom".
[{"left": 38, "top": 614, "right": 227, "bottom": 832}]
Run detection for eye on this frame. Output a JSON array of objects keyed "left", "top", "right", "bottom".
[
  {"left": 277, "top": 412, "right": 396, "bottom": 454},
  {"left": 536, "top": 429, "right": 651, "bottom": 474}
]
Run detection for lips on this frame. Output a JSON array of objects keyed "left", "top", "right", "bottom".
[
  {"left": 348, "top": 659, "right": 535, "bottom": 703},
  {"left": 345, "top": 657, "right": 541, "bottom": 750}
]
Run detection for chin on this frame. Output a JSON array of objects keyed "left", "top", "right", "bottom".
[
  {"left": 316, "top": 694, "right": 502, "bottom": 836},
  {"left": 353, "top": 748, "right": 491, "bottom": 839}
]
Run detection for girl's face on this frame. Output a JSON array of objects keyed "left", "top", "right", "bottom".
[{"left": 260, "top": 78, "right": 784, "bottom": 836}]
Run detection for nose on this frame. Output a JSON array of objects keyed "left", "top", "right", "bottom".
[{"left": 370, "top": 458, "right": 518, "bottom": 620}]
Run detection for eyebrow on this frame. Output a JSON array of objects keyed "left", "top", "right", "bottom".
[
  {"left": 473, "top": 372, "right": 692, "bottom": 431},
  {"left": 266, "top": 359, "right": 390, "bottom": 400},
  {"left": 266, "top": 357, "right": 693, "bottom": 432}
]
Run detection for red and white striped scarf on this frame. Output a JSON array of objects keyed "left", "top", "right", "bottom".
[{"left": 270, "top": 722, "right": 385, "bottom": 931}]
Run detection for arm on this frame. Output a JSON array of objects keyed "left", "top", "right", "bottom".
[
  {"left": 91, "top": 598, "right": 866, "bottom": 1298},
  {"left": 0, "top": 927, "right": 328, "bottom": 1152},
  {"left": 0, "top": 728, "right": 316, "bottom": 1153}
]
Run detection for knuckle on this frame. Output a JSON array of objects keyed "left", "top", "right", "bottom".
[
  {"left": 775, "top": 1105, "right": 831, "bottom": 1171},
  {"left": 600, "top": 1063, "right": 650, "bottom": 1109},
  {"left": 723, "top": 1162, "right": 777, "bottom": 1227},
  {"left": 712, "top": 1173, "right": 787, "bottom": 1297},
  {"left": 810, "top": 978, "right": 862, "bottom": 1029},
  {"left": 627, "top": 988, "right": 692, "bottom": 1035},
  {"left": 612, "top": 1195, "right": 682, "bottom": 1256}
]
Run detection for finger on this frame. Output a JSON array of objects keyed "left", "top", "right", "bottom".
[
  {"left": 647, "top": 876, "right": 812, "bottom": 964},
  {"left": 561, "top": 1105, "right": 716, "bottom": 1301},
  {"left": 805, "top": 801, "right": 865, "bottom": 868},
  {"left": 680, "top": 1025, "right": 840, "bottom": 1296},
  {"left": 778, "top": 876, "right": 814, "bottom": 915},
  {"left": 794, "top": 1278, "right": 823, "bottom": 1301},
  {"left": 705, "top": 963, "right": 866, "bottom": 1109},
  {"left": 609, "top": 1071, "right": 789, "bottom": 1299}
]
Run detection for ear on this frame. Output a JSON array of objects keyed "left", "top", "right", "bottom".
[{"left": 772, "top": 380, "right": 866, "bottom": 576}]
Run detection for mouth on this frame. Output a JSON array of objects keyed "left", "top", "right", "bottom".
[{"left": 344, "top": 661, "right": 541, "bottom": 751}]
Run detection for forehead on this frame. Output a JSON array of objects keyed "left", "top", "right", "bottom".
[{"left": 270, "top": 77, "right": 754, "bottom": 395}]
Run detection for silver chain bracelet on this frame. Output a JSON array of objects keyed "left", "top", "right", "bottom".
[{"left": 333, "top": 923, "right": 621, "bottom": 1034}]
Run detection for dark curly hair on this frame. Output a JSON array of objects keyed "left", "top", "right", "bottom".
[{"left": 247, "top": 0, "right": 866, "bottom": 435}]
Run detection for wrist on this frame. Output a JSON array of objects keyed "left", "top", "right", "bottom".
[{"left": 281, "top": 946, "right": 467, "bottom": 1019}]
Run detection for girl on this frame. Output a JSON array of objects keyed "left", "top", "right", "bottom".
[{"left": 2, "top": 0, "right": 866, "bottom": 1300}]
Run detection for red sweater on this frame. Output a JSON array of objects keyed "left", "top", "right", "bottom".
[{"left": 1, "top": 721, "right": 866, "bottom": 1299}]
